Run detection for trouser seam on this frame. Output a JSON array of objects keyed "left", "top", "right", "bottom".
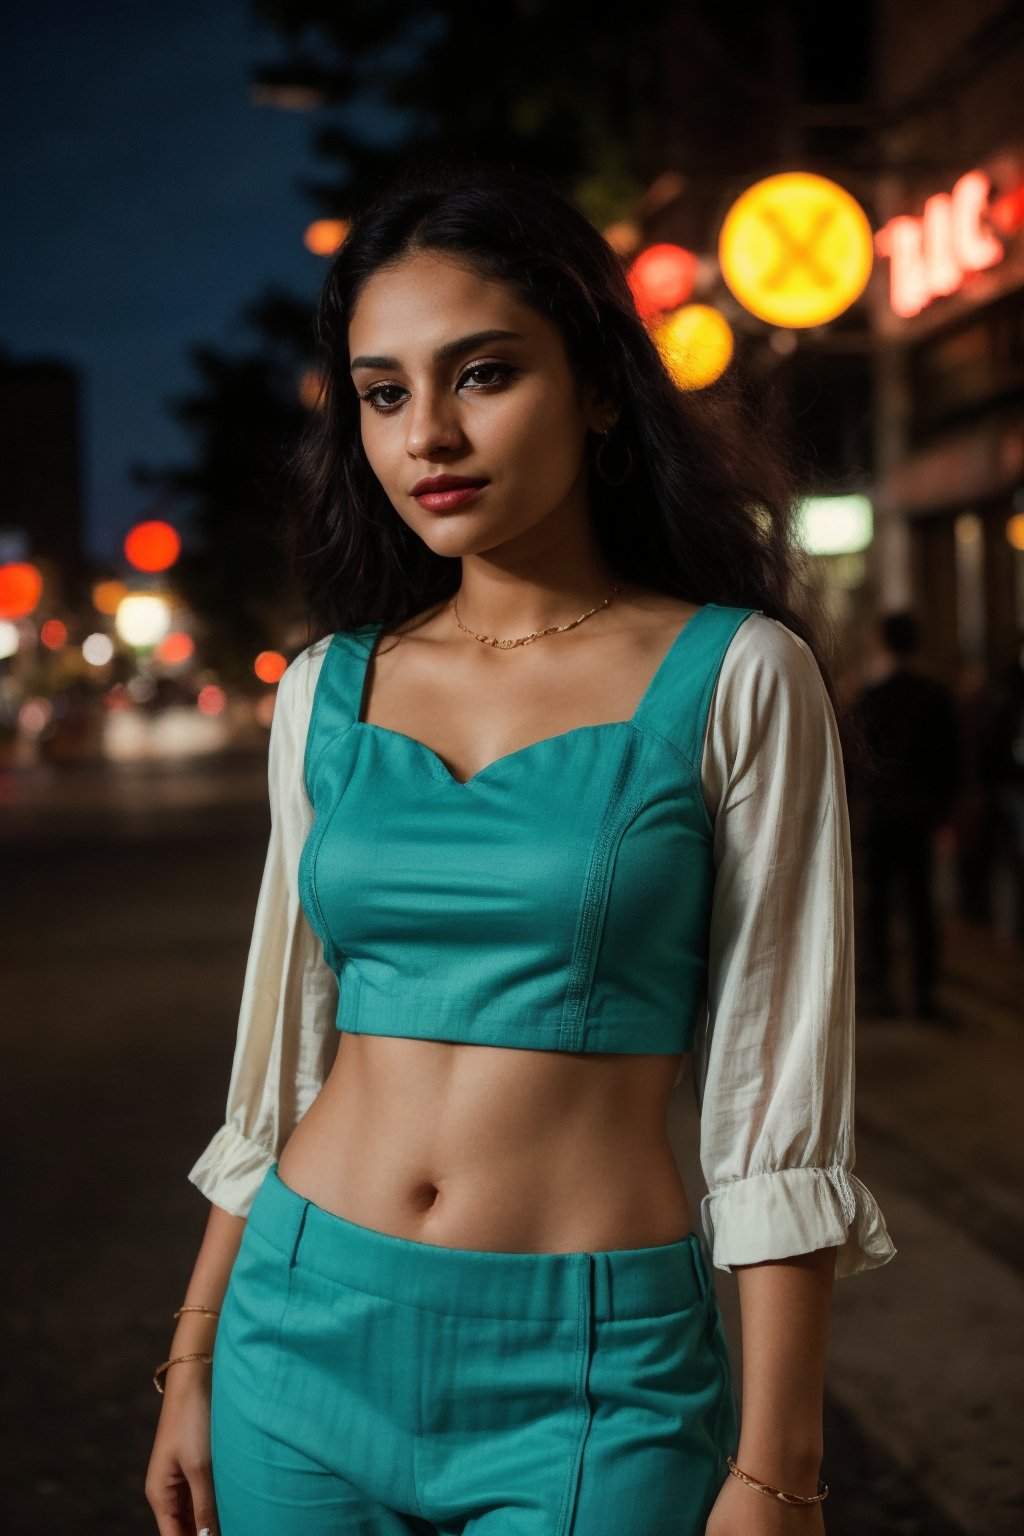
[{"left": 557, "top": 1254, "right": 595, "bottom": 1536}]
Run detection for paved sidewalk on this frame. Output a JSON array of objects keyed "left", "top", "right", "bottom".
[{"left": 669, "top": 908, "right": 1023, "bottom": 1536}]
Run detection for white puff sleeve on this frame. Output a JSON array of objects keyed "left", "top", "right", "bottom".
[
  {"left": 186, "top": 640, "right": 339, "bottom": 1218},
  {"left": 694, "top": 614, "right": 897, "bottom": 1278}
]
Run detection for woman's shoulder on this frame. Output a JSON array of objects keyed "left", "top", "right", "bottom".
[
  {"left": 717, "top": 609, "right": 825, "bottom": 700},
  {"left": 709, "top": 611, "right": 837, "bottom": 772},
  {"left": 703, "top": 611, "right": 841, "bottom": 813},
  {"left": 276, "top": 635, "right": 334, "bottom": 721}
]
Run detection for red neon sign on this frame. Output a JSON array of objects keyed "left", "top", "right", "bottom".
[{"left": 875, "top": 170, "right": 1006, "bottom": 318}]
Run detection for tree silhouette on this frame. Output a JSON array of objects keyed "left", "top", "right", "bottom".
[{"left": 130, "top": 289, "right": 314, "bottom": 685}]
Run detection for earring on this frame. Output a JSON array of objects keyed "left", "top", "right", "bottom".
[{"left": 594, "top": 427, "right": 633, "bottom": 488}]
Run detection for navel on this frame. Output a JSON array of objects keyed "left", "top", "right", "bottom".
[{"left": 410, "top": 1180, "right": 442, "bottom": 1212}]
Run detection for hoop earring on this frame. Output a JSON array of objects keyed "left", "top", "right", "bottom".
[{"left": 594, "top": 429, "right": 633, "bottom": 488}]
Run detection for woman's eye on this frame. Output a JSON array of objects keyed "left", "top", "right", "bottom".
[
  {"left": 460, "top": 362, "right": 516, "bottom": 389},
  {"left": 360, "top": 383, "right": 407, "bottom": 413}
]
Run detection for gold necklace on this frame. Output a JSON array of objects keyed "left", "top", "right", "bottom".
[{"left": 451, "top": 584, "right": 622, "bottom": 650}]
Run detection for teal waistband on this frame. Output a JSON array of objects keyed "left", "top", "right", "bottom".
[{"left": 249, "top": 1163, "right": 711, "bottom": 1323}]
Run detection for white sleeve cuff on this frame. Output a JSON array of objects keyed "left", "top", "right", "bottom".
[
  {"left": 186, "top": 1122, "right": 276, "bottom": 1219},
  {"left": 700, "top": 1163, "right": 898, "bottom": 1278}
]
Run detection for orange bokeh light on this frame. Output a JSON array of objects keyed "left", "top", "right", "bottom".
[
  {"left": 156, "top": 631, "right": 195, "bottom": 665},
  {"left": 255, "top": 650, "right": 288, "bottom": 684},
  {"left": 304, "top": 219, "right": 349, "bottom": 256},
  {"left": 93, "top": 579, "right": 128, "bottom": 614},
  {"left": 124, "top": 520, "right": 181, "bottom": 573},
  {"left": 627, "top": 244, "right": 698, "bottom": 320},
  {"left": 299, "top": 368, "right": 327, "bottom": 411},
  {"left": 603, "top": 220, "right": 642, "bottom": 257},
  {"left": 40, "top": 619, "right": 68, "bottom": 649},
  {"left": 0, "top": 561, "right": 44, "bottom": 619}
]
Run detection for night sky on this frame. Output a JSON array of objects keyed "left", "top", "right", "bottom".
[{"left": 1, "top": 0, "right": 331, "bottom": 564}]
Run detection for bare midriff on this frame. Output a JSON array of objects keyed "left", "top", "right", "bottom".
[
  {"left": 276, "top": 588, "right": 702, "bottom": 1255},
  {"left": 275, "top": 1033, "right": 695, "bottom": 1254}
]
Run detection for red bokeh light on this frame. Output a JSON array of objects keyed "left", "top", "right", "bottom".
[
  {"left": 0, "top": 561, "right": 44, "bottom": 619},
  {"left": 627, "top": 244, "right": 698, "bottom": 320},
  {"left": 124, "top": 520, "right": 181, "bottom": 573},
  {"left": 156, "top": 631, "right": 195, "bottom": 666},
  {"left": 40, "top": 618, "right": 69, "bottom": 649},
  {"left": 197, "top": 684, "right": 226, "bottom": 716}
]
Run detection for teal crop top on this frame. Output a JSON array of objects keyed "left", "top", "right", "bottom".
[{"left": 297, "top": 602, "right": 762, "bottom": 1056}]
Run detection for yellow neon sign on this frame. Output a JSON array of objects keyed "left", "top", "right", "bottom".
[{"left": 719, "top": 172, "right": 873, "bottom": 328}]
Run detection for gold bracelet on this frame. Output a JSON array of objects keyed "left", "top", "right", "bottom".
[
  {"left": 727, "top": 1456, "right": 829, "bottom": 1506},
  {"left": 153, "top": 1352, "right": 215, "bottom": 1394},
  {"left": 156, "top": 1305, "right": 219, "bottom": 1390}
]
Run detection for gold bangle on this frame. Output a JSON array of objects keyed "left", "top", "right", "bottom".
[
  {"left": 726, "top": 1456, "right": 829, "bottom": 1506},
  {"left": 173, "top": 1304, "right": 220, "bottom": 1319},
  {"left": 153, "top": 1352, "right": 215, "bottom": 1394}
]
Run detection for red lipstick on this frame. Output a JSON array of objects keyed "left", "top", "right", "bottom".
[{"left": 410, "top": 474, "right": 489, "bottom": 512}]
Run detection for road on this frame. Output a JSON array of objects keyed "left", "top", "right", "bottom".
[{"left": 2, "top": 752, "right": 1021, "bottom": 1534}]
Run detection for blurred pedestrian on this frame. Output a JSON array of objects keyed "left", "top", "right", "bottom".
[{"left": 855, "top": 611, "right": 962, "bottom": 1020}]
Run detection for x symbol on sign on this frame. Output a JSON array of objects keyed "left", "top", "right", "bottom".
[{"left": 759, "top": 205, "right": 837, "bottom": 290}]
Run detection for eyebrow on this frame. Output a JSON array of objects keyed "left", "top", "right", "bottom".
[{"left": 349, "top": 329, "right": 525, "bottom": 372}]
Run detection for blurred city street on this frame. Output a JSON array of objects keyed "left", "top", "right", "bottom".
[{"left": 3, "top": 749, "right": 1021, "bottom": 1535}]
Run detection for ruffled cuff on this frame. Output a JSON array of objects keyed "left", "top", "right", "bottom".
[
  {"left": 186, "top": 1122, "right": 276, "bottom": 1219},
  {"left": 700, "top": 1163, "right": 898, "bottom": 1278}
]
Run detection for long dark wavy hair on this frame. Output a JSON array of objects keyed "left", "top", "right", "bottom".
[{"left": 284, "top": 152, "right": 868, "bottom": 780}]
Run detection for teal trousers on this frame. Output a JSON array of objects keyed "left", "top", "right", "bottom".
[{"left": 210, "top": 1163, "right": 739, "bottom": 1535}]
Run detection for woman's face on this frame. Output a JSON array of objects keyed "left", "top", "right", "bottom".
[{"left": 346, "top": 249, "right": 611, "bottom": 556}]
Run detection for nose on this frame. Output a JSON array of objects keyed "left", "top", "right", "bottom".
[{"left": 404, "top": 387, "right": 464, "bottom": 459}]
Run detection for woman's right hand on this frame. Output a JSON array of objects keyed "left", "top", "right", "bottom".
[{"left": 145, "top": 1365, "right": 219, "bottom": 1536}]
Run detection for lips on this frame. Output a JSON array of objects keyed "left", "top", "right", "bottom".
[
  {"left": 410, "top": 474, "right": 490, "bottom": 514},
  {"left": 410, "top": 475, "right": 489, "bottom": 495}
]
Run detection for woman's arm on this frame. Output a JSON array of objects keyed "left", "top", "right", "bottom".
[
  {"left": 185, "top": 641, "right": 339, "bottom": 1219},
  {"left": 694, "top": 616, "right": 896, "bottom": 1529},
  {"left": 146, "top": 1204, "right": 247, "bottom": 1535},
  {"left": 695, "top": 616, "right": 895, "bottom": 1282},
  {"left": 163, "top": 1204, "right": 247, "bottom": 1395},
  {"left": 147, "top": 643, "right": 337, "bottom": 1534},
  {"left": 733, "top": 1245, "right": 836, "bottom": 1489}
]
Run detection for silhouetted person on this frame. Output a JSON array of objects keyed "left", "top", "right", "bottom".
[{"left": 854, "top": 612, "right": 961, "bottom": 1020}]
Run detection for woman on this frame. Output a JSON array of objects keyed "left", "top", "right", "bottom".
[{"left": 146, "top": 158, "right": 896, "bottom": 1536}]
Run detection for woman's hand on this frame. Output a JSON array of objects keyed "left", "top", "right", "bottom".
[
  {"left": 706, "top": 1471, "right": 827, "bottom": 1535},
  {"left": 145, "top": 1366, "right": 219, "bottom": 1536}
]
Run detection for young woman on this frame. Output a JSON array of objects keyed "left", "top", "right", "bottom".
[{"left": 146, "top": 158, "right": 896, "bottom": 1536}]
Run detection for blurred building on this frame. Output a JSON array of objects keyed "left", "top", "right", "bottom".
[
  {"left": 0, "top": 352, "right": 86, "bottom": 608},
  {"left": 869, "top": 1, "right": 1024, "bottom": 683}
]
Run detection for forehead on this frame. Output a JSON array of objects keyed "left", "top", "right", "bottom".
[{"left": 348, "top": 251, "right": 546, "bottom": 353}]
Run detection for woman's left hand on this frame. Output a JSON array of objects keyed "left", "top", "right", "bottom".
[{"left": 705, "top": 1472, "right": 827, "bottom": 1535}]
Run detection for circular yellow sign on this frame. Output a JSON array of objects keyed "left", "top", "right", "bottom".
[
  {"left": 653, "top": 305, "right": 734, "bottom": 390},
  {"left": 719, "top": 172, "right": 873, "bottom": 328}
]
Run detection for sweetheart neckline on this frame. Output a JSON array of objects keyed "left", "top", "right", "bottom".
[
  {"left": 354, "top": 717, "right": 638, "bottom": 788},
  {"left": 346, "top": 602, "right": 720, "bottom": 788}
]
